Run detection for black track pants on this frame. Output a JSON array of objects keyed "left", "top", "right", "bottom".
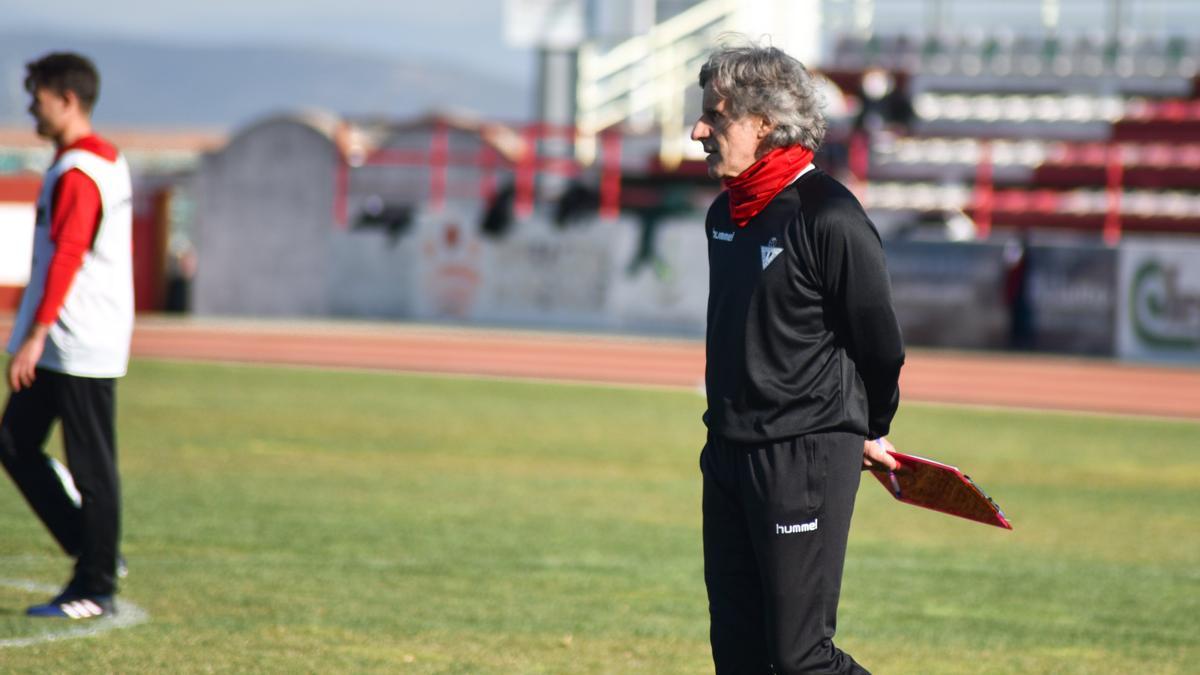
[
  {"left": 0, "top": 369, "right": 120, "bottom": 596},
  {"left": 701, "top": 431, "right": 869, "bottom": 675}
]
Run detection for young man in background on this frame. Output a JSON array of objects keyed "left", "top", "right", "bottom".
[{"left": 1, "top": 52, "right": 133, "bottom": 619}]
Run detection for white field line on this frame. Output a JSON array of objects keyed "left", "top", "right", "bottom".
[{"left": 0, "top": 578, "right": 149, "bottom": 648}]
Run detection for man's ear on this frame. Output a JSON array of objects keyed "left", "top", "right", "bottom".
[
  {"left": 756, "top": 116, "right": 775, "bottom": 140},
  {"left": 60, "top": 89, "right": 82, "bottom": 114}
]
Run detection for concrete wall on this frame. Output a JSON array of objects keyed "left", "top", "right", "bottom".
[
  {"left": 410, "top": 205, "right": 641, "bottom": 330},
  {"left": 608, "top": 215, "right": 709, "bottom": 334},
  {"left": 192, "top": 114, "right": 338, "bottom": 316}
]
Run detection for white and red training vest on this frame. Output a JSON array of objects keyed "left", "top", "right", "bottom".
[{"left": 7, "top": 146, "right": 134, "bottom": 378}]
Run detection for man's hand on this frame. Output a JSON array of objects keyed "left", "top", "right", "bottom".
[
  {"left": 863, "top": 436, "right": 899, "bottom": 472},
  {"left": 7, "top": 323, "right": 50, "bottom": 392}
]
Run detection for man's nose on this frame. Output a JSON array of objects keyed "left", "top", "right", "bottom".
[{"left": 690, "top": 120, "right": 709, "bottom": 142}]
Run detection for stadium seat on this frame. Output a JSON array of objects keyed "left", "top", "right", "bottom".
[{"left": 828, "top": 29, "right": 1200, "bottom": 239}]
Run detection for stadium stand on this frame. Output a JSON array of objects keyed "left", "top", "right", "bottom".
[{"left": 826, "top": 30, "right": 1200, "bottom": 241}]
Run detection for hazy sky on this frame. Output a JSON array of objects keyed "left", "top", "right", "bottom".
[{"left": 2, "top": 0, "right": 536, "bottom": 85}]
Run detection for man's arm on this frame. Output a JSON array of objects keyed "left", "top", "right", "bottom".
[
  {"left": 815, "top": 202, "right": 906, "bottom": 468},
  {"left": 7, "top": 168, "right": 101, "bottom": 392}
]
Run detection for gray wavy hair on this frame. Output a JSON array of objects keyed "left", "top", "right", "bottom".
[{"left": 698, "top": 45, "right": 827, "bottom": 151}]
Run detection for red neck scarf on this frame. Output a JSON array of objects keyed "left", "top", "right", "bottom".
[{"left": 724, "top": 144, "right": 814, "bottom": 227}]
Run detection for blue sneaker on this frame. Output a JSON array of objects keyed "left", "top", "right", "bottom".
[{"left": 26, "top": 593, "right": 115, "bottom": 619}]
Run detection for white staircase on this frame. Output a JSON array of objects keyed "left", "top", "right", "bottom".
[{"left": 574, "top": 0, "right": 740, "bottom": 167}]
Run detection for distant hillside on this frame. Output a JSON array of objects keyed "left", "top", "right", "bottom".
[{"left": 0, "top": 32, "right": 532, "bottom": 130}]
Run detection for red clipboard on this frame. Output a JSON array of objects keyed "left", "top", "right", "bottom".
[{"left": 871, "top": 450, "right": 1013, "bottom": 530}]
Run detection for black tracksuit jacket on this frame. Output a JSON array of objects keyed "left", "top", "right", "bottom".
[{"left": 703, "top": 168, "right": 905, "bottom": 443}]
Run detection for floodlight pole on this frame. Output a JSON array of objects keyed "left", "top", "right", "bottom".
[
  {"left": 1041, "top": 0, "right": 1060, "bottom": 33},
  {"left": 854, "top": 0, "right": 873, "bottom": 37},
  {"left": 927, "top": 0, "right": 947, "bottom": 35},
  {"left": 1109, "top": 0, "right": 1125, "bottom": 41},
  {"left": 535, "top": 47, "right": 579, "bottom": 199}
]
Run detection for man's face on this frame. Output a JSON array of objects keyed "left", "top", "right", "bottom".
[
  {"left": 27, "top": 87, "right": 74, "bottom": 140},
  {"left": 690, "top": 82, "right": 770, "bottom": 179}
]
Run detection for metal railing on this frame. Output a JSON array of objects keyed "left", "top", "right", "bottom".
[
  {"left": 575, "top": 0, "right": 739, "bottom": 167},
  {"left": 333, "top": 122, "right": 624, "bottom": 227}
]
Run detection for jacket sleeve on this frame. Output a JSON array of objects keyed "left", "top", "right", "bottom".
[
  {"left": 815, "top": 202, "right": 905, "bottom": 438},
  {"left": 34, "top": 169, "right": 103, "bottom": 325}
]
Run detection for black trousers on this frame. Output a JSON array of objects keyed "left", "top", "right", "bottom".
[
  {"left": 702, "top": 431, "right": 868, "bottom": 675},
  {"left": 0, "top": 368, "right": 120, "bottom": 596}
]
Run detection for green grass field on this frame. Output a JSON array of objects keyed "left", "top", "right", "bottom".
[{"left": 0, "top": 359, "right": 1197, "bottom": 673}]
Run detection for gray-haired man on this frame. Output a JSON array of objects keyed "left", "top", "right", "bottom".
[{"left": 692, "top": 43, "right": 905, "bottom": 674}]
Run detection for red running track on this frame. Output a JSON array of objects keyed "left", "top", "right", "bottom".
[{"left": 130, "top": 318, "right": 1200, "bottom": 420}]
